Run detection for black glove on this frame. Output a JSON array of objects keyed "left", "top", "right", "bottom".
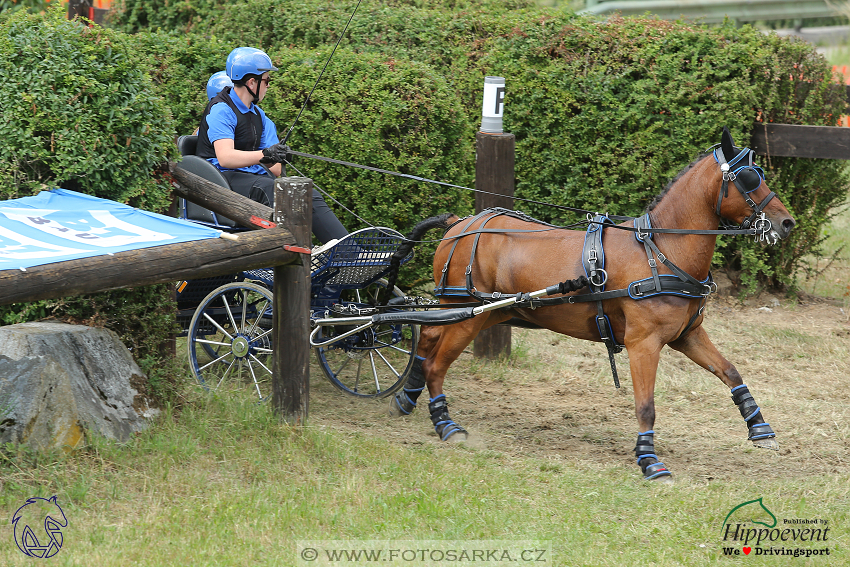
[{"left": 260, "top": 143, "right": 291, "bottom": 164}]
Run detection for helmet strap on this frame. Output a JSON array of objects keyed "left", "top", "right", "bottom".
[{"left": 245, "top": 80, "right": 260, "bottom": 105}]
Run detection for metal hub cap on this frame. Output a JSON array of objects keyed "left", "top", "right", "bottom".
[{"left": 231, "top": 336, "right": 250, "bottom": 358}]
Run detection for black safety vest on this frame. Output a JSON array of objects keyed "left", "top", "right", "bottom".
[{"left": 196, "top": 87, "right": 264, "bottom": 160}]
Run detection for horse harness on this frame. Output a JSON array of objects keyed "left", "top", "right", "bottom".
[
  {"left": 434, "top": 208, "right": 715, "bottom": 388},
  {"left": 431, "top": 145, "right": 775, "bottom": 387},
  {"left": 713, "top": 145, "right": 775, "bottom": 236}
]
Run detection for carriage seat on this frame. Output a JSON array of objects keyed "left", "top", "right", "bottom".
[{"left": 176, "top": 135, "right": 237, "bottom": 228}]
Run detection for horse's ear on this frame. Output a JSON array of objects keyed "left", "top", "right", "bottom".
[{"left": 720, "top": 127, "right": 735, "bottom": 159}]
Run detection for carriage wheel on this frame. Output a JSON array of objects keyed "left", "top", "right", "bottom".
[
  {"left": 188, "top": 282, "right": 274, "bottom": 403},
  {"left": 314, "top": 280, "right": 419, "bottom": 398}
]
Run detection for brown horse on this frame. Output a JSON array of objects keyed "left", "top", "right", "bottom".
[{"left": 389, "top": 128, "right": 795, "bottom": 480}]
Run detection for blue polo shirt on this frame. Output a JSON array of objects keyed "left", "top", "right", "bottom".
[{"left": 204, "top": 89, "right": 280, "bottom": 175}]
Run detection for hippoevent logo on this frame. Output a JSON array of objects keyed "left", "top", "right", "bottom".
[
  {"left": 720, "top": 497, "right": 830, "bottom": 558},
  {"left": 11, "top": 496, "right": 68, "bottom": 558}
]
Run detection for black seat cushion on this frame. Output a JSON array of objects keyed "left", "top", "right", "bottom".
[
  {"left": 177, "top": 156, "right": 237, "bottom": 227},
  {"left": 175, "top": 135, "right": 236, "bottom": 228},
  {"left": 176, "top": 135, "right": 198, "bottom": 157}
]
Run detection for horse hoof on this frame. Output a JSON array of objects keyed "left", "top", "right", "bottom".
[
  {"left": 652, "top": 474, "right": 675, "bottom": 485},
  {"left": 640, "top": 458, "right": 672, "bottom": 481},
  {"left": 388, "top": 393, "right": 416, "bottom": 418},
  {"left": 752, "top": 437, "right": 779, "bottom": 451},
  {"left": 387, "top": 397, "right": 405, "bottom": 417},
  {"left": 445, "top": 430, "right": 468, "bottom": 443}
]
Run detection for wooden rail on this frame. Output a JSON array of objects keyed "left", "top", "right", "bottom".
[
  {"left": 750, "top": 122, "right": 850, "bottom": 159},
  {"left": 0, "top": 228, "right": 299, "bottom": 306}
]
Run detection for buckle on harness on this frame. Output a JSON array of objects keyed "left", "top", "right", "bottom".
[
  {"left": 596, "top": 315, "right": 610, "bottom": 340},
  {"left": 648, "top": 258, "right": 657, "bottom": 268},
  {"left": 633, "top": 283, "right": 643, "bottom": 297},
  {"left": 588, "top": 249, "right": 598, "bottom": 263},
  {"left": 589, "top": 268, "right": 608, "bottom": 287}
]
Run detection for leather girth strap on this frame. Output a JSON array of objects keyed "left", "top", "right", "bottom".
[{"left": 582, "top": 215, "right": 623, "bottom": 388}]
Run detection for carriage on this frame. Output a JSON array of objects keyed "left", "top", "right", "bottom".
[
  {"left": 172, "top": 134, "right": 426, "bottom": 403},
  {"left": 174, "top": 227, "right": 420, "bottom": 403}
]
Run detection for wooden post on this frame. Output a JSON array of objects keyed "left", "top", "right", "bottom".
[
  {"left": 67, "top": 0, "right": 90, "bottom": 19},
  {"left": 272, "top": 177, "right": 312, "bottom": 424},
  {"left": 473, "top": 131, "right": 515, "bottom": 360}
]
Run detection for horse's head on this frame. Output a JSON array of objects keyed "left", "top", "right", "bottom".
[{"left": 713, "top": 127, "right": 795, "bottom": 244}]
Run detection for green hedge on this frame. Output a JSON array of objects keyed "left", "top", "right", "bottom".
[
  {"left": 107, "top": 2, "right": 849, "bottom": 291},
  {"left": 106, "top": 0, "right": 536, "bottom": 36},
  {"left": 473, "top": 17, "right": 848, "bottom": 290},
  {"left": 0, "top": 6, "right": 175, "bottom": 208},
  {"left": 260, "top": 47, "right": 476, "bottom": 286},
  {"left": 0, "top": 6, "right": 181, "bottom": 402}
]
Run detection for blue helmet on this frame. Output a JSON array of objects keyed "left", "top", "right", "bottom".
[
  {"left": 226, "top": 47, "right": 278, "bottom": 82},
  {"left": 206, "top": 71, "right": 233, "bottom": 100}
]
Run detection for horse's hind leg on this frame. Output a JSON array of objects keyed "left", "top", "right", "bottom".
[
  {"left": 394, "top": 316, "right": 490, "bottom": 441},
  {"left": 389, "top": 325, "right": 441, "bottom": 417},
  {"left": 669, "top": 325, "right": 778, "bottom": 450}
]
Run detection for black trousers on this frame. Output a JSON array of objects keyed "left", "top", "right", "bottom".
[{"left": 220, "top": 170, "right": 349, "bottom": 244}]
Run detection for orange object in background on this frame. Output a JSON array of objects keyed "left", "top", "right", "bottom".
[
  {"left": 832, "top": 65, "right": 850, "bottom": 127},
  {"left": 64, "top": 0, "right": 111, "bottom": 25}
]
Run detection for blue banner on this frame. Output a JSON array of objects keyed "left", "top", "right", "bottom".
[{"left": 0, "top": 189, "right": 222, "bottom": 271}]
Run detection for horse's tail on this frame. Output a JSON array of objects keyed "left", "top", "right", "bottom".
[{"left": 382, "top": 213, "right": 457, "bottom": 304}]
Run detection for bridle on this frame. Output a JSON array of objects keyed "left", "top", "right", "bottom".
[{"left": 712, "top": 146, "right": 775, "bottom": 240}]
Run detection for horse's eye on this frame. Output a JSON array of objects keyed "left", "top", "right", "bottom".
[{"left": 736, "top": 168, "right": 761, "bottom": 192}]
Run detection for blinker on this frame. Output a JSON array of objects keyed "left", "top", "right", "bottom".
[{"left": 735, "top": 168, "right": 762, "bottom": 193}]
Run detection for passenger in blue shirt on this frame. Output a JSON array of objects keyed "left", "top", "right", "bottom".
[{"left": 196, "top": 47, "right": 348, "bottom": 244}]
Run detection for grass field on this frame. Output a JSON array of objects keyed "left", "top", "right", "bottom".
[{"left": 2, "top": 290, "right": 848, "bottom": 566}]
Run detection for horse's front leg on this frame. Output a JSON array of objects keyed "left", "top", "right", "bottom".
[
  {"left": 670, "top": 325, "right": 778, "bottom": 450},
  {"left": 628, "top": 338, "right": 674, "bottom": 481}
]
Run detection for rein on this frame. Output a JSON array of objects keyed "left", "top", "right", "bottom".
[{"left": 288, "top": 150, "right": 764, "bottom": 245}]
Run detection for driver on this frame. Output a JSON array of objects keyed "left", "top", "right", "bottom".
[{"left": 195, "top": 47, "right": 348, "bottom": 244}]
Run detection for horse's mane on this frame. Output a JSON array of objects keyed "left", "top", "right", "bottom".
[{"left": 645, "top": 152, "right": 711, "bottom": 213}]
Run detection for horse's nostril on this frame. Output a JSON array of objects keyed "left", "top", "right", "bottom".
[{"left": 782, "top": 218, "right": 796, "bottom": 233}]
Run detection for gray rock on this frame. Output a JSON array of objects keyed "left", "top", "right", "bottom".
[{"left": 0, "top": 322, "right": 155, "bottom": 450}]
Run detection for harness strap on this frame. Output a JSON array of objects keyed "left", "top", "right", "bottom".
[
  {"left": 641, "top": 234, "right": 704, "bottom": 287},
  {"left": 582, "top": 215, "right": 623, "bottom": 388},
  {"left": 465, "top": 211, "right": 506, "bottom": 298},
  {"left": 435, "top": 213, "right": 485, "bottom": 297},
  {"left": 635, "top": 215, "right": 662, "bottom": 295}
]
